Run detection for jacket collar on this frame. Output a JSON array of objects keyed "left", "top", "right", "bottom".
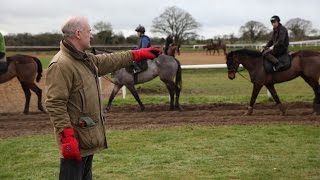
[
  {"left": 61, "top": 39, "right": 88, "bottom": 61},
  {"left": 273, "top": 23, "right": 282, "bottom": 31}
]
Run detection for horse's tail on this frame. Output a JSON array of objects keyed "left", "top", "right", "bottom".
[
  {"left": 31, "top": 56, "right": 43, "bottom": 82},
  {"left": 174, "top": 57, "right": 182, "bottom": 90}
]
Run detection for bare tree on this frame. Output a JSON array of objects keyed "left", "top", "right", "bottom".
[
  {"left": 93, "top": 21, "right": 112, "bottom": 33},
  {"left": 92, "top": 21, "right": 113, "bottom": 45},
  {"left": 239, "top": 21, "right": 268, "bottom": 43},
  {"left": 151, "top": 6, "right": 201, "bottom": 44},
  {"left": 285, "top": 18, "right": 315, "bottom": 40}
]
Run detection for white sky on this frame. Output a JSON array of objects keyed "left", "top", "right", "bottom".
[{"left": 1, "top": 0, "right": 319, "bottom": 38}]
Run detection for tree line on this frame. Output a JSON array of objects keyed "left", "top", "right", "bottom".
[{"left": 4, "top": 6, "right": 319, "bottom": 46}]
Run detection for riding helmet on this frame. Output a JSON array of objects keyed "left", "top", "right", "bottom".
[
  {"left": 270, "top": 15, "right": 280, "bottom": 22},
  {"left": 135, "top": 25, "right": 145, "bottom": 33}
]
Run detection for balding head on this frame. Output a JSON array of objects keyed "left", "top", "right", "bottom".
[{"left": 61, "top": 16, "right": 89, "bottom": 39}]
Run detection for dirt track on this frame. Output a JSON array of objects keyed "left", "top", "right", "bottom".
[
  {"left": 0, "top": 52, "right": 319, "bottom": 138},
  {"left": 0, "top": 103, "right": 319, "bottom": 138}
]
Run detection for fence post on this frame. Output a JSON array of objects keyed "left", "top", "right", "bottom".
[{"left": 122, "top": 86, "right": 126, "bottom": 99}]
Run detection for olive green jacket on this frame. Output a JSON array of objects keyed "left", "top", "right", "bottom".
[
  {"left": 45, "top": 40, "right": 133, "bottom": 157},
  {"left": 0, "top": 32, "right": 5, "bottom": 53}
]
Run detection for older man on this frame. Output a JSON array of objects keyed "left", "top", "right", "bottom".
[{"left": 45, "top": 16, "right": 160, "bottom": 180}]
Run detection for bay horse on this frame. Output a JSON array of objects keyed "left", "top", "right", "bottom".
[
  {"left": 226, "top": 49, "right": 320, "bottom": 115},
  {"left": 203, "top": 43, "right": 227, "bottom": 55},
  {"left": 0, "top": 55, "right": 44, "bottom": 114},
  {"left": 166, "top": 45, "right": 180, "bottom": 57},
  {"left": 92, "top": 49, "right": 182, "bottom": 112}
]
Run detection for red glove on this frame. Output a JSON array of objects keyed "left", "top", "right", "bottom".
[
  {"left": 132, "top": 47, "right": 160, "bottom": 61},
  {"left": 59, "top": 128, "right": 81, "bottom": 161}
]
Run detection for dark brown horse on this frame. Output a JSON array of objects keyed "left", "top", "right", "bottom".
[
  {"left": 203, "top": 43, "right": 226, "bottom": 55},
  {"left": 162, "top": 45, "right": 180, "bottom": 57},
  {"left": 226, "top": 49, "right": 320, "bottom": 115},
  {"left": 1, "top": 55, "right": 44, "bottom": 114}
]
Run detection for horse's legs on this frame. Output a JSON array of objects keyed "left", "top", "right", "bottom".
[
  {"left": 265, "top": 84, "right": 286, "bottom": 115},
  {"left": 245, "top": 83, "right": 263, "bottom": 115},
  {"left": 175, "top": 84, "right": 182, "bottom": 111},
  {"left": 20, "top": 82, "right": 31, "bottom": 114},
  {"left": 163, "top": 80, "right": 176, "bottom": 111},
  {"left": 28, "top": 83, "right": 45, "bottom": 112},
  {"left": 105, "top": 84, "right": 123, "bottom": 112},
  {"left": 126, "top": 85, "right": 145, "bottom": 112},
  {"left": 301, "top": 75, "right": 320, "bottom": 114}
]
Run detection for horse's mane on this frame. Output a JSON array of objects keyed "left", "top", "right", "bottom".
[
  {"left": 231, "top": 49, "right": 262, "bottom": 58},
  {"left": 292, "top": 50, "right": 320, "bottom": 58}
]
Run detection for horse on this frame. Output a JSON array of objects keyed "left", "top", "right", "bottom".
[
  {"left": 167, "top": 45, "right": 180, "bottom": 57},
  {"left": 92, "top": 48, "right": 182, "bottom": 112},
  {"left": 162, "top": 44, "right": 180, "bottom": 57},
  {"left": 203, "top": 43, "right": 227, "bottom": 55},
  {"left": 226, "top": 49, "right": 320, "bottom": 115},
  {"left": 0, "top": 55, "right": 44, "bottom": 114}
]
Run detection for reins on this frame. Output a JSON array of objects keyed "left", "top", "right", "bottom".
[
  {"left": 236, "top": 69, "right": 251, "bottom": 82},
  {"left": 102, "top": 75, "right": 114, "bottom": 84}
]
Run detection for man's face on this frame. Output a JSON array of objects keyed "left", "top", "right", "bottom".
[
  {"left": 137, "top": 32, "right": 142, "bottom": 37},
  {"left": 76, "top": 22, "right": 93, "bottom": 50},
  {"left": 271, "top": 21, "right": 279, "bottom": 29}
]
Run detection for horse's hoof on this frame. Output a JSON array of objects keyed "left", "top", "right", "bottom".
[
  {"left": 244, "top": 106, "right": 253, "bottom": 116},
  {"left": 23, "top": 111, "right": 29, "bottom": 115},
  {"left": 176, "top": 105, "right": 183, "bottom": 111},
  {"left": 140, "top": 106, "right": 145, "bottom": 112},
  {"left": 103, "top": 107, "right": 110, "bottom": 113},
  {"left": 280, "top": 111, "right": 286, "bottom": 116},
  {"left": 38, "top": 106, "right": 46, "bottom": 113}
]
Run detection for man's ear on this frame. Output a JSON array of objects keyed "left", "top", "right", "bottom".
[{"left": 75, "top": 30, "right": 81, "bottom": 39}]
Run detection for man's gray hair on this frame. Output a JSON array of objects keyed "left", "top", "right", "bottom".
[{"left": 61, "top": 16, "right": 88, "bottom": 38}]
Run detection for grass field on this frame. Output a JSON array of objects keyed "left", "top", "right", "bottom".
[
  {"left": 2, "top": 47, "right": 319, "bottom": 179},
  {"left": 0, "top": 125, "right": 319, "bottom": 179},
  {"left": 109, "top": 68, "right": 314, "bottom": 107}
]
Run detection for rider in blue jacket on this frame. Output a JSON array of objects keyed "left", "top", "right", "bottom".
[{"left": 133, "top": 25, "right": 151, "bottom": 73}]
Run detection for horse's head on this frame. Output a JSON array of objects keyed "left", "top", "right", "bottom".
[{"left": 226, "top": 51, "right": 240, "bottom": 80}]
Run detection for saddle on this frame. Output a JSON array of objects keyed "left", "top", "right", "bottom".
[
  {"left": 126, "top": 60, "right": 148, "bottom": 74},
  {"left": 126, "top": 60, "right": 148, "bottom": 83},
  {"left": 263, "top": 53, "right": 292, "bottom": 73}
]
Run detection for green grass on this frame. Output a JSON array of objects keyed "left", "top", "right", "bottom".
[
  {"left": 109, "top": 68, "right": 314, "bottom": 106},
  {"left": 0, "top": 125, "right": 319, "bottom": 179}
]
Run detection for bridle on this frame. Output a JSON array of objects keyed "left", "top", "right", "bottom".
[{"left": 227, "top": 57, "right": 251, "bottom": 82}]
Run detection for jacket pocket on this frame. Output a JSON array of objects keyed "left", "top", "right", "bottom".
[
  {"left": 78, "top": 89, "right": 88, "bottom": 113},
  {"left": 73, "top": 121, "right": 105, "bottom": 150}
]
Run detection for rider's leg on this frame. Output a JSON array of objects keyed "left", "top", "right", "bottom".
[{"left": 262, "top": 50, "right": 284, "bottom": 71}]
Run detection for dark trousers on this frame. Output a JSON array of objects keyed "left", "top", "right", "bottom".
[
  {"left": 0, "top": 52, "right": 4, "bottom": 59},
  {"left": 59, "top": 155, "right": 93, "bottom": 180},
  {"left": 164, "top": 46, "right": 169, "bottom": 55},
  {"left": 262, "top": 49, "right": 279, "bottom": 64}
]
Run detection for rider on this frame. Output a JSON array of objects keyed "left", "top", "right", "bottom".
[
  {"left": 0, "top": 32, "right": 7, "bottom": 72},
  {"left": 164, "top": 34, "right": 174, "bottom": 55},
  {"left": 209, "top": 39, "right": 214, "bottom": 47},
  {"left": 133, "top": 25, "right": 151, "bottom": 73},
  {"left": 217, "top": 37, "right": 222, "bottom": 47},
  {"left": 262, "top": 15, "right": 289, "bottom": 71}
]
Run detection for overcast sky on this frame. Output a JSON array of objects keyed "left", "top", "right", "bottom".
[{"left": 1, "top": 0, "right": 319, "bottom": 38}]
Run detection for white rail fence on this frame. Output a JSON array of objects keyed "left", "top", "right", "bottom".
[
  {"left": 193, "top": 39, "right": 320, "bottom": 49},
  {"left": 118, "top": 64, "right": 269, "bottom": 100}
]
